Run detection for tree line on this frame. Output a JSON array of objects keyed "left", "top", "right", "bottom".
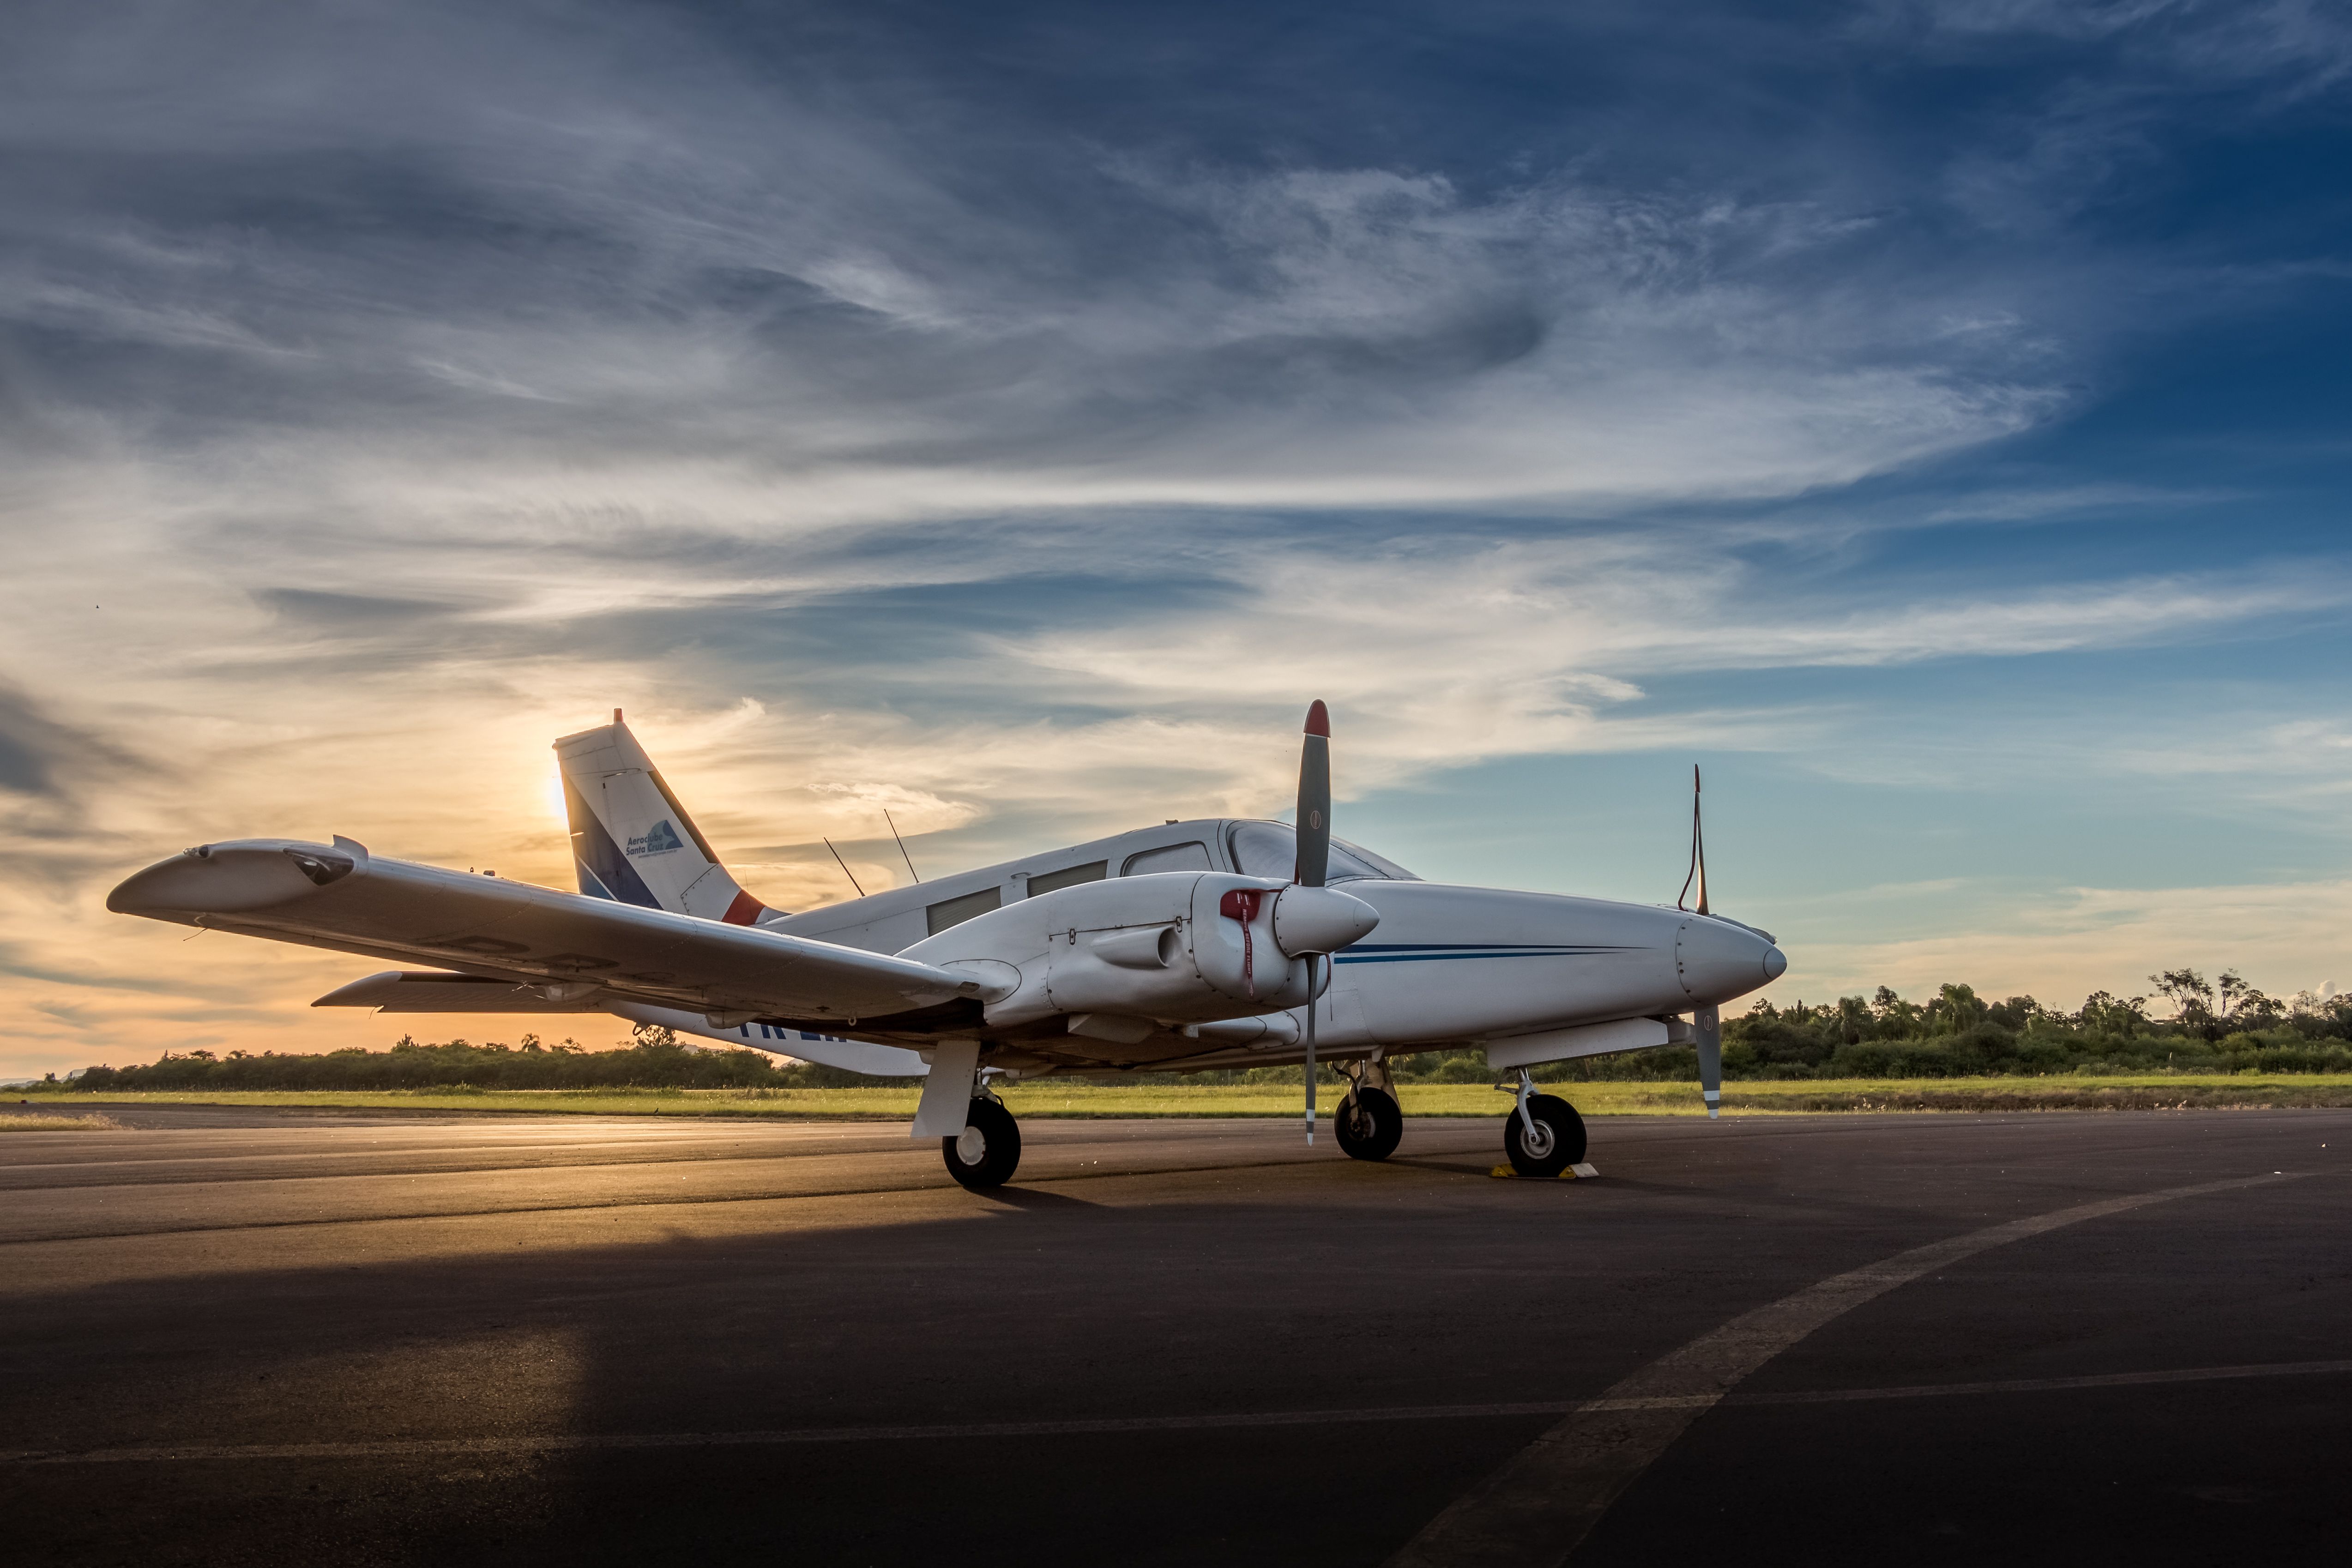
[
  {"left": 1548, "top": 968, "right": 2352, "bottom": 1083},
  {"left": 56, "top": 1026, "right": 886, "bottom": 1092},
  {"left": 34, "top": 968, "right": 2352, "bottom": 1091}
]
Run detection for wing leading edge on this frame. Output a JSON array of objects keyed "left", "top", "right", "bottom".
[{"left": 108, "top": 837, "right": 1001, "bottom": 1028}]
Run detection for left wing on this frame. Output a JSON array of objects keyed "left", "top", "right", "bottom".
[{"left": 109, "top": 837, "right": 1000, "bottom": 1028}]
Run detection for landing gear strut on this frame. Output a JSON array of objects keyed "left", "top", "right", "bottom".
[
  {"left": 1334, "top": 1058, "right": 1404, "bottom": 1162},
  {"left": 942, "top": 1096, "right": 1022, "bottom": 1189},
  {"left": 1500, "top": 1068, "right": 1586, "bottom": 1178}
]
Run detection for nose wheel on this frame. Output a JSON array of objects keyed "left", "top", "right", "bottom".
[
  {"left": 1333, "top": 1058, "right": 1405, "bottom": 1162},
  {"left": 943, "top": 1098, "right": 1022, "bottom": 1189},
  {"left": 1334, "top": 1085, "right": 1404, "bottom": 1161},
  {"left": 1502, "top": 1072, "right": 1586, "bottom": 1177}
]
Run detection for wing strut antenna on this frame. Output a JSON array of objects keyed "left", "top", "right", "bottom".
[
  {"left": 884, "top": 809, "right": 921, "bottom": 884},
  {"left": 824, "top": 838, "right": 867, "bottom": 898}
]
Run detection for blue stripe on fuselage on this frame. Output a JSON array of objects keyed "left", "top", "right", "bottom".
[{"left": 1332, "top": 943, "right": 1639, "bottom": 965}]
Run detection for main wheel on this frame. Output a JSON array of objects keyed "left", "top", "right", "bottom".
[
  {"left": 1502, "top": 1093, "right": 1586, "bottom": 1177},
  {"left": 942, "top": 1099, "right": 1022, "bottom": 1189},
  {"left": 1334, "top": 1086, "right": 1404, "bottom": 1162}
]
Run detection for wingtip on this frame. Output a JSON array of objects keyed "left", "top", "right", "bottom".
[{"left": 1303, "top": 699, "right": 1329, "bottom": 738}]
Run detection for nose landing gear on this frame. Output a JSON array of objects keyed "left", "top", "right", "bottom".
[
  {"left": 1500, "top": 1067, "right": 1586, "bottom": 1178},
  {"left": 1333, "top": 1058, "right": 1404, "bottom": 1161}
]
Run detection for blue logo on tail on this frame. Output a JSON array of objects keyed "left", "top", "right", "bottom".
[{"left": 625, "top": 820, "right": 685, "bottom": 857}]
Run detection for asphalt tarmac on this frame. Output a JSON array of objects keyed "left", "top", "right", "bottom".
[{"left": 3, "top": 1103, "right": 2347, "bottom": 1567}]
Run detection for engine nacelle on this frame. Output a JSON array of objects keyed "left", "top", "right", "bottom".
[{"left": 896, "top": 872, "right": 1378, "bottom": 1030}]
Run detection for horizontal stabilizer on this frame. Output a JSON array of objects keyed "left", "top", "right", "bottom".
[{"left": 314, "top": 971, "right": 611, "bottom": 1013}]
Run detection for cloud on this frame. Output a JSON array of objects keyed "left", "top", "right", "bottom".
[{"left": 0, "top": 3, "right": 2097, "bottom": 533}]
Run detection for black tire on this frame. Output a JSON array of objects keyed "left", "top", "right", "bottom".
[
  {"left": 1334, "top": 1086, "right": 1404, "bottom": 1162},
  {"left": 1502, "top": 1093, "right": 1586, "bottom": 1177},
  {"left": 942, "top": 1099, "right": 1022, "bottom": 1190}
]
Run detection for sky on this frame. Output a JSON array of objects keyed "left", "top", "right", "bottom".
[{"left": 4, "top": 0, "right": 2351, "bottom": 1078}]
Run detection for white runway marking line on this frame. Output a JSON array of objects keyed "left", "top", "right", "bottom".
[
  {"left": 1385, "top": 1169, "right": 2317, "bottom": 1568},
  {"left": 7, "top": 1353, "right": 2351, "bottom": 1467}
]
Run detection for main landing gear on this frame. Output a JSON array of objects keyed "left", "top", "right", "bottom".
[
  {"left": 1334, "top": 1059, "right": 1405, "bottom": 1162},
  {"left": 1501, "top": 1068, "right": 1586, "bottom": 1178},
  {"left": 942, "top": 1095, "right": 1022, "bottom": 1189}
]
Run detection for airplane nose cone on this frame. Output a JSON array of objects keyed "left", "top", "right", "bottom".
[{"left": 1677, "top": 917, "right": 1785, "bottom": 1007}]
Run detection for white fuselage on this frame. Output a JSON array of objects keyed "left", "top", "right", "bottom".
[{"left": 664, "top": 817, "right": 1783, "bottom": 1077}]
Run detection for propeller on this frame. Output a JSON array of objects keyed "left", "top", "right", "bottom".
[
  {"left": 1218, "top": 701, "right": 1373, "bottom": 1147},
  {"left": 1678, "top": 765, "right": 1723, "bottom": 1120},
  {"left": 1296, "top": 700, "right": 1331, "bottom": 1145}
]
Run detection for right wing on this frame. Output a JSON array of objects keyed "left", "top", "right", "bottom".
[{"left": 109, "top": 837, "right": 1000, "bottom": 1029}]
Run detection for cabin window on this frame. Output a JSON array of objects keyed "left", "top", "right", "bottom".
[
  {"left": 1026, "top": 860, "right": 1107, "bottom": 897},
  {"left": 925, "top": 885, "right": 1002, "bottom": 935},
  {"left": 1122, "top": 841, "right": 1211, "bottom": 876}
]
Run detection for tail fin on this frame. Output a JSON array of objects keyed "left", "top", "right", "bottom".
[{"left": 553, "top": 712, "right": 776, "bottom": 925}]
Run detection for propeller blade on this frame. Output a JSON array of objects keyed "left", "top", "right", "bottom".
[
  {"left": 1695, "top": 1002, "right": 1722, "bottom": 1119},
  {"left": 1291, "top": 701, "right": 1333, "bottom": 1145},
  {"left": 1303, "top": 954, "right": 1319, "bottom": 1146},
  {"left": 1295, "top": 700, "right": 1331, "bottom": 889}
]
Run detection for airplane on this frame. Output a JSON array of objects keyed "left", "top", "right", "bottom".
[{"left": 106, "top": 705, "right": 1785, "bottom": 1189}]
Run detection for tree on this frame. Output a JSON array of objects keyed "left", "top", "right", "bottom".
[
  {"left": 2151, "top": 969, "right": 2221, "bottom": 1042},
  {"left": 2218, "top": 971, "right": 2280, "bottom": 1029},
  {"left": 1986, "top": 995, "right": 2043, "bottom": 1031},
  {"left": 1926, "top": 983, "right": 1985, "bottom": 1034},
  {"left": 2076, "top": 990, "right": 2147, "bottom": 1037}
]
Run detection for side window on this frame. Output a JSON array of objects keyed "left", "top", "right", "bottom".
[
  {"left": 1025, "top": 860, "right": 1107, "bottom": 898},
  {"left": 1122, "top": 841, "right": 1211, "bottom": 876},
  {"left": 925, "top": 886, "right": 1001, "bottom": 935}
]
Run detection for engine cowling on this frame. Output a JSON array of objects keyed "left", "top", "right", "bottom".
[{"left": 896, "top": 871, "right": 1378, "bottom": 1030}]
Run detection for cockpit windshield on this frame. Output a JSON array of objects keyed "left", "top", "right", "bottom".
[{"left": 1226, "top": 821, "right": 1419, "bottom": 884}]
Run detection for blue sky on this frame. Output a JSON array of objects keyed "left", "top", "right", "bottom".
[{"left": 3, "top": 0, "right": 2350, "bottom": 1075}]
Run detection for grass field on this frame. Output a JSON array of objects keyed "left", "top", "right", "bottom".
[
  {"left": 13, "top": 1075, "right": 2352, "bottom": 1120},
  {"left": 0, "top": 1112, "right": 124, "bottom": 1131}
]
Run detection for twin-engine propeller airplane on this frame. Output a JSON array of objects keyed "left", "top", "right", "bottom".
[{"left": 108, "top": 705, "right": 1785, "bottom": 1188}]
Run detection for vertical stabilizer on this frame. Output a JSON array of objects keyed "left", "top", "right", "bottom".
[{"left": 553, "top": 713, "right": 776, "bottom": 925}]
